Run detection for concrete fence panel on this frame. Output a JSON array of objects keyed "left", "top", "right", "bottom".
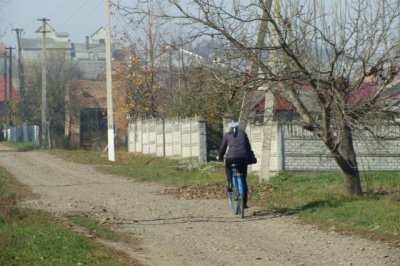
[{"left": 128, "top": 117, "right": 207, "bottom": 161}]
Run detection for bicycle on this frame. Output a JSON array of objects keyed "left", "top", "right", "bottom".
[{"left": 227, "top": 164, "right": 245, "bottom": 218}]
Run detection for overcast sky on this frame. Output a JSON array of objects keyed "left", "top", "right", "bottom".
[{"left": 1, "top": 0, "right": 113, "bottom": 46}]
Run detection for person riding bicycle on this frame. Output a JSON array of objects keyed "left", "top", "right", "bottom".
[{"left": 216, "top": 122, "right": 252, "bottom": 208}]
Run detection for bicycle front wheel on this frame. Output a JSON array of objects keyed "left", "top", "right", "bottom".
[
  {"left": 239, "top": 195, "right": 244, "bottom": 218},
  {"left": 234, "top": 187, "right": 241, "bottom": 216}
]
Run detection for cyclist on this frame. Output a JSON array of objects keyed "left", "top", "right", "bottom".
[{"left": 216, "top": 122, "right": 252, "bottom": 208}]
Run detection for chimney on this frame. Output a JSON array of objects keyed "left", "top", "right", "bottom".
[{"left": 86, "top": 36, "right": 89, "bottom": 49}]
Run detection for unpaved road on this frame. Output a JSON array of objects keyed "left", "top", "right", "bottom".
[{"left": 1, "top": 144, "right": 399, "bottom": 266}]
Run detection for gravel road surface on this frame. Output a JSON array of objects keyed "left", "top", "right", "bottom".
[{"left": 0, "top": 144, "right": 399, "bottom": 266}]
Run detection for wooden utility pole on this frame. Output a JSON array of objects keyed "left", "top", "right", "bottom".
[
  {"left": 6, "top": 47, "right": 15, "bottom": 126},
  {"left": 104, "top": 0, "right": 115, "bottom": 161},
  {"left": 3, "top": 51, "right": 6, "bottom": 103},
  {"left": 12, "top": 28, "right": 25, "bottom": 120},
  {"left": 38, "top": 18, "right": 50, "bottom": 149},
  {"left": 7, "top": 47, "right": 14, "bottom": 101}
]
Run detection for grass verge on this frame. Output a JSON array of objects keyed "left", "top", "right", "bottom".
[
  {"left": 266, "top": 171, "right": 400, "bottom": 245},
  {"left": 0, "top": 162, "right": 140, "bottom": 266}
]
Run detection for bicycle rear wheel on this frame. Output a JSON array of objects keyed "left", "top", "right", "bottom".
[{"left": 227, "top": 191, "right": 235, "bottom": 213}]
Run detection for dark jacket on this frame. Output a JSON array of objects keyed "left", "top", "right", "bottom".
[{"left": 218, "top": 129, "right": 252, "bottom": 160}]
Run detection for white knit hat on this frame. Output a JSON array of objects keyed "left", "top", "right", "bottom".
[{"left": 228, "top": 122, "right": 239, "bottom": 133}]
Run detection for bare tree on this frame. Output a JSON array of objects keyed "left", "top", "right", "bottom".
[
  {"left": 113, "top": 1, "right": 246, "bottom": 151},
  {"left": 0, "top": 0, "right": 10, "bottom": 40},
  {"left": 118, "top": 0, "right": 400, "bottom": 195},
  {"left": 22, "top": 49, "right": 83, "bottom": 148}
]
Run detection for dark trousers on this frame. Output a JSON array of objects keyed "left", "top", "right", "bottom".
[{"left": 225, "top": 158, "right": 248, "bottom": 206}]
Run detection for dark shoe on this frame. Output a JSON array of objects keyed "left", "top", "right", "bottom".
[{"left": 244, "top": 205, "right": 249, "bottom": 209}]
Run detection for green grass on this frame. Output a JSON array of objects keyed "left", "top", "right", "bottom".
[
  {"left": 266, "top": 171, "right": 400, "bottom": 243},
  {"left": 0, "top": 209, "right": 129, "bottom": 266},
  {"left": 49, "top": 149, "right": 226, "bottom": 187},
  {"left": 2, "top": 141, "right": 39, "bottom": 151},
  {"left": 0, "top": 164, "right": 136, "bottom": 266}
]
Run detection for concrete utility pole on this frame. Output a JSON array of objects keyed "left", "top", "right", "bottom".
[
  {"left": 38, "top": 18, "right": 50, "bottom": 149},
  {"left": 104, "top": 0, "right": 115, "bottom": 161},
  {"left": 12, "top": 28, "right": 25, "bottom": 120},
  {"left": 238, "top": 0, "right": 272, "bottom": 131},
  {"left": 259, "top": 0, "right": 282, "bottom": 182},
  {"left": 3, "top": 51, "right": 7, "bottom": 128}
]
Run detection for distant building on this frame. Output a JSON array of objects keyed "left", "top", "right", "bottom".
[
  {"left": 0, "top": 78, "right": 19, "bottom": 125},
  {"left": 20, "top": 22, "right": 112, "bottom": 80}
]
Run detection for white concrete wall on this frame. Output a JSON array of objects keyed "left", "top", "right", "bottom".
[
  {"left": 246, "top": 123, "right": 400, "bottom": 178},
  {"left": 128, "top": 117, "right": 208, "bottom": 161}
]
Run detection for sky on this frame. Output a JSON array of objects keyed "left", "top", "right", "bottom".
[{"left": 1, "top": 0, "right": 113, "bottom": 47}]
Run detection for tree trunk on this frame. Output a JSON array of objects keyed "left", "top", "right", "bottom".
[
  {"left": 330, "top": 125, "right": 363, "bottom": 196},
  {"left": 334, "top": 156, "right": 363, "bottom": 195}
]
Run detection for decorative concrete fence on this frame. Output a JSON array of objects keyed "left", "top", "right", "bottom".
[
  {"left": 127, "top": 117, "right": 208, "bottom": 161},
  {"left": 245, "top": 122, "right": 400, "bottom": 180},
  {"left": 128, "top": 115, "right": 400, "bottom": 180}
]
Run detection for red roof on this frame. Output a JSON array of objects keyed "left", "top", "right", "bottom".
[
  {"left": 348, "top": 81, "right": 377, "bottom": 105},
  {"left": 253, "top": 80, "right": 387, "bottom": 112},
  {"left": 253, "top": 92, "right": 295, "bottom": 111},
  {"left": 0, "top": 78, "right": 19, "bottom": 102}
]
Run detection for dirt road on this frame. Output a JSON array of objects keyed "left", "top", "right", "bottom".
[{"left": 0, "top": 144, "right": 399, "bottom": 266}]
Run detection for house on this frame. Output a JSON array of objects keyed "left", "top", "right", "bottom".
[
  {"left": 0, "top": 78, "right": 19, "bottom": 126},
  {"left": 20, "top": 37, "right": 74, "bottom": 61},
  {"left": 65, "top": 80, "right": 107, "bottom": 150},
  {"left": 251, "top": 77, "right": 400, "bottom": 124},
  {"left": 90, "top": 27, "right": 106, "bottom": 44},
  {"left": 241, "top": 77, "right": 400, "bottom": 180},
  {"left": 20, "top": 22, "right": 111, "bottom": 80},
  {"left": 35, "top": 23, "right": 70, "bottom": 42}
]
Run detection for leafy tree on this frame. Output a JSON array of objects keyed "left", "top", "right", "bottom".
[
  {"left": 113, "top": 48, "right": 166, "bottom": 127},
  {"left": 121, "top": 0, "right": 400, "bottom": 195},
  {"left": 112, "top": 2, "right": 171, "bottom": 135}
]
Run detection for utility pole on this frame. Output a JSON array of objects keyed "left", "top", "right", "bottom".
[
  {"left": 7, "top": 47, "right": 14, "bottom": 101},
  {"left": 104, "top": 0, "right": 115, "bottom": 161},
  {"left": 3, "top": 51, "right": 6, "bottom": 103},
  {"left": 12, "top": 28, "right": 25, "bottom": 120},
  {"left": 238, "top": 0, "right": 272, "bottom": 131},
  {"left": 3, "top": 51, "right": 7, "bottom": 127},
  {"left": 38, "top": 18, "right": 50, "bottom": 149},
  {"left": 6, "top": 47, "right": 15, "bottom": 126}
]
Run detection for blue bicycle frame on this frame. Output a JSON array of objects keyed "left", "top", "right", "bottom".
[
  {"left": 233, "top": 169, "right": 244, "bottom": 196},
  {"left": 228, "top": 164, "right": 245, "bottom": 218}
]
